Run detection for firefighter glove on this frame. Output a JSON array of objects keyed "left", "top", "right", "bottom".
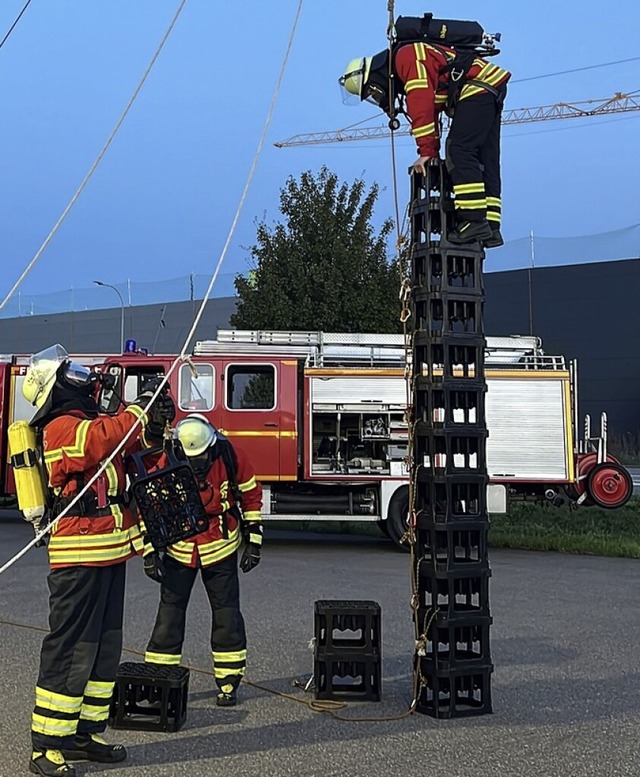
[
  {"left": 240, "top": 522, "right": 263, "bottom": 573},
  {"left": 147, "top": 395, "right": 176, "bottom": 440},
  {"left": 143, "top": 551, "right": 165, "bottom": 583}
]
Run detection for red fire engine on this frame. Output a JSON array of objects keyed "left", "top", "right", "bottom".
[{"left": 0, "top": 330, "right": 633, "bottom": 546}]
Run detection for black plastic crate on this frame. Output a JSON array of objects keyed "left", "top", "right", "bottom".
[
  {"left": 416, "top": 616, "right": 492, "bottom": 670},
  {"left": 413, "top": 292, "right": 484, "bottom": 338},
  {"left": 418, "top": 568, "right": 491, "bottom": 619},
  {"left": 411, "top": 249, "right": 484, "bottom": 296},
  {"left": 414, "top": 429, "right": 488, "bottom": 476},
  {"left": 414, "top": 383, "right": 486, "bottom": 430},
  {"left": 413, "top": 335, "right": 486, "bottom": 381},
  {"left": 416, "top": 523, "right": 489, "bottom": 571},
  {"left": 127, "top": 442, "right": 209, "bottom": 550},
  {"left": 314, "top": 600, "right": 381, "bottom": 656},
  {"left": 415, "top": 664, "right": 493, "bottom": 718},
  {"left": 314, "top": 656, "right": 381, "bottom": 702},
  {"left": 109, "top": 662, "right": 189, "bottom": 732},
  {"left": 414, "top": 477, "right": 489, "bottom": 523}
]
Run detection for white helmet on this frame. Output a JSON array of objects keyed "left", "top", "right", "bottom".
[{"left": 175, "top": 413, "right": 217, "bottom": 457}]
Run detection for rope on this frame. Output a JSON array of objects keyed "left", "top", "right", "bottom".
[
  {"left": 0, "top": 0, "right": 33, "bottom": 51},
  {"left": 0, "top": 616, "right": 414, "bottom": 723},
  {"left": 0, "top": 0, "right": 189, "bottom": 314},
  {"left": 0, "top": 0, "right": 305, "bottom": 577}
]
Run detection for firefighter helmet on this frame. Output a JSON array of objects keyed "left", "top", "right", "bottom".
[
  {"left": 339, "top": 57, "right": 372, "bottom": 102},
  {"left": 22, "top": 344, "right": 70, "bottom": 413},
  {"left": 175, "top": 414, "right": 217, "bottom": 457}
]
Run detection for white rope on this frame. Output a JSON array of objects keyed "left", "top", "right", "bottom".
[
  {"left": 0, "top": 0, "right": 305, "bottom": 576},
  {"left": 0, "top": 0, "right": 190, "bottom": 314}
]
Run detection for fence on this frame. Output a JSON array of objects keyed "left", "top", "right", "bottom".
[{"left": 2, "top": 224, "right": 639, "bottom": 318}]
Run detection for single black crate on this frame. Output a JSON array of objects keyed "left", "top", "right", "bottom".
[
  {"left": 416, "top": 523, "right": 489, "bottom": 571},
  {"left": 415, "top": 664, "right": 493, "bottom": 718},
  {"left": 414, "top": 476, "right": 489, "bottom": 522},
  {"left": 109, "top": 662, "right": 189, "bottom": 732},
  {"left": 413, "top": 383, "right": 487, "bottom": 431},
  {"left": 127, "top": 441, "right": 209, "bottom": 550},
  {"left": 416, "top": 616, "right": 492, "bottom": 670},
  {"left": 414, "top": 429, "right": 488, "bottom": 476},
  {"left": 411, "top": 205, "right": 457, "bottom": 247},
  {"left": 413, "top": 335, "right": 486, "bottom": 381},
  {"left": 417, "top": 568, "right": 491, "bottom": 619},
  {"left": 410, "top": 162, "right": 453, "bottom": 209},
  {"left": 314, "top": 656, "right": 381, "bottom": 702},
  {"left": 314, "top": 600, "right": 381, "bottom": 655},
  {"left": 411, "top": 249, "right": 484, "bottom": 296},
  {"left": 413, "top": 291, "right": 484, "bottom": 338}
]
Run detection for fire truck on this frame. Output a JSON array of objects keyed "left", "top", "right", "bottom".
[{"left": 0, "top": 330, "right": 633, "bottom": 546}]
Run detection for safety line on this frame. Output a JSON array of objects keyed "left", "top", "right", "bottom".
[
  {"left": 0, "top": 0, "right": 33, "bottom": 51},
  {"left": 0, "top": 0, "right": 189, "bottom": 314},
  {"left": 0, "top": 0, "right": 304, "bottom": 576},
  {"left": 0, "top": 616, "right": 415, "bottom": 723}
]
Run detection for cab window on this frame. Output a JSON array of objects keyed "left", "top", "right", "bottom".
[
  {"left": 226, "top": 364, "right": 276, "bottom": 410},
  {"left": 178, "top": 363, "right": 215, "bottom": 412}
]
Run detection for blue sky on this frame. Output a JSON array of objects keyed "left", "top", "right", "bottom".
[{"left": 1, "top": 0, "right": 639, "bottom": 305}]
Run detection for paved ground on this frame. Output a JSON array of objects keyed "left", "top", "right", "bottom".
[{"left": 0, "top": 518, "right": 638, "bottom": 777}]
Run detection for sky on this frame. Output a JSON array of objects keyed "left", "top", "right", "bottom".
[{"left": 1, "top": 0, "right": 639, "bottom": 310}]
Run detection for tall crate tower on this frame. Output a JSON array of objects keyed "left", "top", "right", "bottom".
[{"left": 409, "top": 162, "right": 493, "bottom": 717}]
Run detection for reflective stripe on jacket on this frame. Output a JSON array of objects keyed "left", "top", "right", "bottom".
[{"left": 43, "top": 405, "right": 147, "bottom": 568}]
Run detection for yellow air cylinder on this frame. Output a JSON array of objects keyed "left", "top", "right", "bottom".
[{"left": 7, "top": 420, "right": 48, "bottom": 522}]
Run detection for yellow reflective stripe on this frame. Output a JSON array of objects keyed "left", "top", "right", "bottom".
[
  {"left": 404, "top": 78, "right": 429, "bottom": 93},
  {"left": 435, "top": 94, "right": 447, "bottom": 103},
  {"left": 145, "top": 651, "right": 181, "bottom": 665},
  {"left": 413, "top": 42, "right": 426, "bottom": 63},
  {"left": 79, "top": 704, "right": 110, "bottom": 721},
  {"left": 48, "top": 529, "right": 138, "bottom": 548},
  {"left": 44, "top": 420, "right": 91, "bottom": 463},
  {"left": 486, "top": 196, "right": 501, "bottom": 207},
  {"left": 213, "top": 650, "right": 247, "bottom": 663},
  {"left": 48, "top": 545, "right": 134, "bottom": 564},
  {"left": 243, "top": 511, "right": 261, "bottom": 522},
  {"left": 31, "top": 714, "right": 78, "bottom": 735},
  {"left": 35, "top": 687, "right": 82, "bottom": 712},
  {"left": 125, "top": 404, "right": 147, "bottom": 427},
  {"left": 238, "top": 476, "right": 256, "bottom": 493},
  {"left": 486, "top": 212, "right": 501, "bottom": 222},
  {"left": 214, "top": 665, "right": 246, "bottom": 678},
  {"left": 84, "top": 681, "right": 113, "bottom": 698},
  {"left": 412, "top": 123, "right": 436, "bottom": 138},
  {"left": 199, "top": 537, "right": 241, "bottom": 567},
  {"left": 248, "top": 532, "right": 263, "bottom": 546},
  {"left": 454, "top": 199, "right": 486, "bottom": 209},
  {"left": 454, "top": 183, "right": 485, "bottom": 194}
]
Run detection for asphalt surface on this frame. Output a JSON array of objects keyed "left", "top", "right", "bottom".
[{"left": 0, "top": 519, "right": 638, "bottom": 777}]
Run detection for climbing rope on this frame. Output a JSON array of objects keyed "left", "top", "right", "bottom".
[
  {"left": 0, "top": 0, "right": 305, "bottom": 576},
  {"left": 0, "top": 0, "right": 34, "bottom": 51}
]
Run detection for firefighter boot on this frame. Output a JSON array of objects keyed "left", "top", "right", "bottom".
[
  {"left": 29, "top": 750, "right": 77, "bottom": 776},
  {"left": 484, "top": 228, "right": 504, "bottom": 248},
  {"left": 216, "top": 682, "right": 238, "bottom": 707},
  {"left": 448, "top": 220, "right": 493, "bottom": 245},
  {"left": 61, "top": 734, "right": 127, "bottom": 763}
]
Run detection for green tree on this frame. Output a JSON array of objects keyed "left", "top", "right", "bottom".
[{"left": 232, "top": 166, "right": 401, "bottom": 333}]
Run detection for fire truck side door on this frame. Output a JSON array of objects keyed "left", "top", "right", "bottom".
[{"left": 218, "top": 361, "right": 281, "bottom": 480}]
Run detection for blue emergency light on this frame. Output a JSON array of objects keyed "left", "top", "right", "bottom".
[{"left": 125, "top": 339, "right": 137, "bottom": 353}]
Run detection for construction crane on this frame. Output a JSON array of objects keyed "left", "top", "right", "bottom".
[{"left": 274, "top": 90, "right": 640, "bottom": 148}]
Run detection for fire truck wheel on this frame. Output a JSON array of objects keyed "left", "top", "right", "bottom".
[
  {"left": 586, "top": 462, "right": 633, "bottom": 509},
  {"left": 386, "top": 487, "right": 410, "bottom": 551}
]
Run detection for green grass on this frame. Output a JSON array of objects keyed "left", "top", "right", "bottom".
[{"left": 267, "top": 499, "right": 640, "bottom": 559}]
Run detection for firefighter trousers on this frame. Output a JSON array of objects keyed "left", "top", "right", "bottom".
[
  {"left": 145, "top": 552, "right": 247, "bottom": 690},
  {"left": 31, "top": 563, "right": 126, "bottom": 751},
  {"left": 446, "top": 84, "right": 507, "bottom": 227}
]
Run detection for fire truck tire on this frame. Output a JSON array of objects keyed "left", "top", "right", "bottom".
[
  {"left": 386, "top": 487, "right": 410, "bottom": 550},
  {"left": 586, "top": 462, "right": 633, "bottom": 509}
]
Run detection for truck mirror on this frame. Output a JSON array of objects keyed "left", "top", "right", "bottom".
[{"left": 98, "top": 364, "right": 123, "bottom": 415}]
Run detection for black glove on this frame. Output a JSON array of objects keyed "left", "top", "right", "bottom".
[
  {"left": 146, "top": 395, "right": 176, "bottom": 441},
  {"left": 240, "top": 523, "right": 263, "bottom": 573},
  {"left": 143, "top": 551, "right": 165, "bottom": 583}
]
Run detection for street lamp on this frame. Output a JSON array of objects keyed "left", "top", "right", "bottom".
[{"left": 94, "top": 280, "right": 125, "bottom": 353}]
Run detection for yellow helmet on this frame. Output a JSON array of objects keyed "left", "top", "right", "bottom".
[
  {"left": 175, "top": 413, "right": 216, "bottom": 457},
  {"left": 23, "top": 344, "right": 69, "bottom": 421},
  {"left": 339, "top": 57, "right": 372, "bottom": 101}
]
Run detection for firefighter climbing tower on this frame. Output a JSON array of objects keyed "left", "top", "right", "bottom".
[{"left": 409, "top": 162, "right": 493, "bottom": 717}]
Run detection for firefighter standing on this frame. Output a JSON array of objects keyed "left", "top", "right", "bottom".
[
  {"left": 21, "top": 345, "right": 175, "bottom": 777},
  {"left": 143, "top": 414, "right": 263, "bottom": 707},
  {"left": 340, "top": 43, "right": 510, "bottom": 247}
]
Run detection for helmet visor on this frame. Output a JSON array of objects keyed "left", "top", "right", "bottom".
[
  {"left": 29, "top": 344, "right": 69, "bottom": 371},
  {"left": 62, "top": 361, "right": 95, "bottom": 387},
  {"left": 338, "top": 60, "right": 366, "bottom": 104}
]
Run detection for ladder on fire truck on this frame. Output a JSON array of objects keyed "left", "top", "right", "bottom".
[{"left": 194, "top": 329, "right": 566, "bottom": 370}]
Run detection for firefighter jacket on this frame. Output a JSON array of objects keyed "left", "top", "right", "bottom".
[
  {"left": 43, "top": 405, "right": 148, "bottom": 568},
  {"left": 394, "top": 42, "right": 511, "bottom": 158},
  {"left": 155, "top": 443, "right": 262, "bottom": 569}
]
